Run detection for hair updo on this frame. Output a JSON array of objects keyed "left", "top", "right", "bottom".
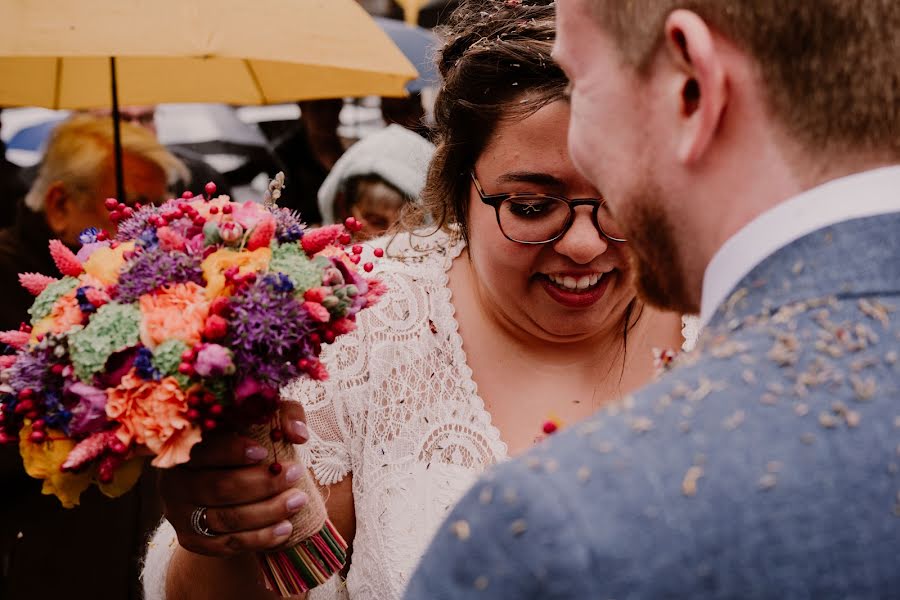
[{"left": 417, "top": 0, "right": 567, "bottom": 243}]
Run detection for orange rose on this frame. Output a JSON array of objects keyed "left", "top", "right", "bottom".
[
  {"left": 139, "top": 282, "right": 210, "bottom": 349},
  {"left": 105, "top": 371, "right": 201, "bottom": 468}
]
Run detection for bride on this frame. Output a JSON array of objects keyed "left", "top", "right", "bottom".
[{"left": 143, "top": 1, "right": 695, "bottom": 598}]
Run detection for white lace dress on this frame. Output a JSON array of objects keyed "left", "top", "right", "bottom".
[{"left": 142, "top": 229, "right": 698, "bottom": 600}]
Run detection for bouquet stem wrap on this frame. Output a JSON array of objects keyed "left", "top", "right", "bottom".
[{"left": 249, "top": 424, "right": 348, "bottom": 595}]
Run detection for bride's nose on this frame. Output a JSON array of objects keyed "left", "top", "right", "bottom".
[{"left": 551, "top": 207, "right": 610, "bottom": 264}]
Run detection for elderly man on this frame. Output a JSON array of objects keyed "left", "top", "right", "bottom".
[
  {"left": 406, "top": 0, "right": 900, "bottom": 598},
  {"left": 0, "top": 115, "right": 183, "bottom": 600}
]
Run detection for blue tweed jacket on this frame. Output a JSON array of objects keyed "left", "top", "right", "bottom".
[{"left": 404, "top": 213, "right": 900, "bottom": 599}]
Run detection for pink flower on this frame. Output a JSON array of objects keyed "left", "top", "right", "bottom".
[
  {"left": 66, "top": 381, "right": 109, "bottom": 437},
  {"left": 194, "top": 344, "right": 235, "bottom": 377}
]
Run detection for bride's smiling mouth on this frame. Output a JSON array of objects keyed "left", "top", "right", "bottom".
[{"left": 535, "top": 270, "right": 615, "bottom": 308}]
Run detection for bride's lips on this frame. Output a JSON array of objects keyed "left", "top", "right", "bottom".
[{"left": 538, "top": 271, "right": 614, "bottom": 308}]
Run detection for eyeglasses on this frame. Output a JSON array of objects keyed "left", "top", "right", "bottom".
[{"left": 470, "top": 170, "right": 627, "bottom": 244}]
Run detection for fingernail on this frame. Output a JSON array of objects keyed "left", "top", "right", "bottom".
[
  {"left": 245, "top": 446, "right": 268, "bottom": 461},
  {"left": 286, "top": 492, "right": 308, "bottom": 511},
  {"left": 291, "top": 421, "right": 309, "bottom": 441},
  {"left": 285, "top": 464, "right": 304, "bottom": 484},
  {"left": 273, "top": 521, "right": 293, "bottom": 538}
]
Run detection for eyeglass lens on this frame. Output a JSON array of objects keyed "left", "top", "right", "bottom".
[{"left": 497, "top": 196, "right": 625, "bottom": 243}]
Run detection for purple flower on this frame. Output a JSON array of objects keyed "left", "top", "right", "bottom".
[
  {"left": 115, "top": 205, "right": 163, "bottom": 241},
  {"left": 66, "top": 381, "right": 109, "bottom": 437},
  {"left": 115, "top": 249, "right": 204, "bottom": 304},
  {"left": 270, "top": 206, "right": 306, "bottom": 243},
  {"left": 94, "top": 348, "right": 137, "bottom": 388},
  {"left": 194, "top": 344, "right": 235, "bottom": 377},
  {"left": 227, "top": 277, "right": 308, "bottom": 387}
]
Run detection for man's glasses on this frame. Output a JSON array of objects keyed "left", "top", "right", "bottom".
[{"left": 470, "top": 171, "right": 627, "bottom": 245}]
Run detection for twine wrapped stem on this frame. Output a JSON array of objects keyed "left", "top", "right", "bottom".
[{"left": 248, "top": 423, "right": 348, "bottom": 595}]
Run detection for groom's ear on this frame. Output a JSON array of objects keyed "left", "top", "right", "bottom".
[{"left": 661, "top": 10, "right": 727, "bottom": 166}]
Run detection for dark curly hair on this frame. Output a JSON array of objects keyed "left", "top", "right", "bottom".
[{"left": 411, "top": 0, "right": 567, "bottom": 244}]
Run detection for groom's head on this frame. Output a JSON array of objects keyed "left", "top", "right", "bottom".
[{"left": 554, "top": 0, "right": 900, "bottom": 313}]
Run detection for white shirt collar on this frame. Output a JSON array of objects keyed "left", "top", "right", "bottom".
[{"left": 700, "top": 165, "right": 900, "bottom": 326}]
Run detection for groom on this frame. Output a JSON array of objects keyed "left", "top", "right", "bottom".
[{"left": 405, "top": 1, "right": 900, "bottom": 598}]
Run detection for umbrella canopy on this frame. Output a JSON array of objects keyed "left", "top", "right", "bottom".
[
  {"left": 0, "top": 0, "right": 419, "bottom": 109},
  {"left": 375, "top": 18, "right": 439, "bottom": 93}
]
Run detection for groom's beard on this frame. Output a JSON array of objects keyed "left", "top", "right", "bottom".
[{"left": 622, "top": 190, "right": 696, "bottom": 315}]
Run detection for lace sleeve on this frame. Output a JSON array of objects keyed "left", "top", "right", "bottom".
[{"left": 282, "top": 375, "right": 355, "bottom": 487}]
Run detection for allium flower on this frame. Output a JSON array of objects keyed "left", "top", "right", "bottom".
[
  {"left": 116, "top": 249, "right": 204, "bottom": 304},
  {"left": 115, "top": 205, "right": 163, "bottom": 241},
  {"left": 226, "top": 277, "right": 308, "bottom": 385}
]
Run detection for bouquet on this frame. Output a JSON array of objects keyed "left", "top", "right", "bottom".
[{"left": 0, "top": 179, "right": 383, "bottom": 595}]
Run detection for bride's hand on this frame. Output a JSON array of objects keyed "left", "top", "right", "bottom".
[{"left": 159, "top": 401, "right": 312, "bottom": 557}]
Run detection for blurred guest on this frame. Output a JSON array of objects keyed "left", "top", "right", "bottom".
[
  {"left": 0, "top": 114, "right": 184, "bottom": 600},
  {"left": 318, "top": 123, "right": 435, "bottom": 240},
  {"left": 381, "top": 92, "right": 429, "bottom": 138},
  {"left": 91, "top": 105, "right": 232, "bottom": 198},
  {"left": 271, "top": 99, "right": 346, "bottom": 224},
  {"left": 0, "top": 109, "right": 28, "bottom": 229}
]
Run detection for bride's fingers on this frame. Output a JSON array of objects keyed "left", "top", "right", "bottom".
[
  {"left": 187, "top": 433, "right": 272, "bottom": 468},
  {"left": 278, "top": 401, "right": 310, "bottom": 445},
  {"left": 180, "top": 518, "right": 297, "bottom": 557},
  {"left": 188, "top": 462, "right": 306, "bottom": 507},
  {"left": 204, "top": 488, "right": 310, "bottom": 535}
]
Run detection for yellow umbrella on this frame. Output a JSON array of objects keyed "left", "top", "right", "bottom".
[
  {"left": 0, "top": 0, "right": 418, "bottom": 200},
  {"left": 0, "top": 0, "right": 418, "bottom": 108}
]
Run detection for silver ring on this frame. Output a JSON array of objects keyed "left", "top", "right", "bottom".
[{"left": 190, "top": 506, "right": 216, "bottom": 537}]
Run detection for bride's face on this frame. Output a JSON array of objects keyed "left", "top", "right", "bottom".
[{"left": 466, "top": 100, "right": 637, "bottom": 342}]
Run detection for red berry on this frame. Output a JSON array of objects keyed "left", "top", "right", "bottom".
[
  {"left": 20, "top": 388, "right": 33, "bottom": 399},
  {"left": 204, "top": 182, "right": 217, "bottom": 197},
  {"left": 202, "top": 419, "right": 217, "bottom": 431},
  {"left": 204, "top": 315, "right": 229, "bottom": 340},
  {"left": 181, "top": 191, "right": 193, "bottom": 199},
  {"left": 352, "top": 245, "right": 363, "bottom": 255},
  {"left": 338, "top": 233, "right": 352, "bottom": 245},
  {"left": 542, "top": 421, "right": 559, "bottom": 435},
  {"left": 109, "top": 210, "right": 122, "bottom": 222},
  {"left": 104, "top": 198, "right": 119, "bottom": 211},
  {"left": 187, "top": 408, "right": 200, "bottom": 421},
  {"left": 309, "top": 333, "right": 321, "bottom": 345},
  {"left": 297, "top": 358, "right": 311, "bottom": 370},
  {"left": 323, "top": 330, "right": 336, "bottom": 344},
  {"left": 14, "top": 399, "right": 33, "bottom": 414},
  {"left": 209, "top": 206, "right": 219, "bottom": 215},
  {"left": 29, "top": 430, "right": 46, "bottom": 443},
  {"left": 222, "top": 205, "right": 232, "bottom": 214},
  {"left": 270, "top": 428, "right": 284, "bottom": 442},
  {"left": 202, "top": 393, "right": 216, "bottom": 405},
  {"left": 110, "top": 441, "right": 128, "bottom": 455},
  {"left": 269, "top": 462, "right": 283, "bottom": 475},
  {"left": 96, "top": 230, "right": 109, "bottom": 241},
  {"left": 181, "top": 349, "right": 195, "bottom": 362},
  {"left": 349, "top": 255, "right": 361, "bottom": 264},
  {"left": 363, "top": 262, "right": 374, "bottom": 272},
  {"left": 178, "top": 362, "right": 195, "bottom": 376},
  {"left": 31, "top": 420, "right": 45, "bottom": 431},
  {"left": 374, "top": 248, "right": 384, "bottom": 258},
  {"left": 187, "top": 394, "right": 200, "bottom": 408},
  {"left": 209, "top": 404, "right": 224, "bottom": 416}
]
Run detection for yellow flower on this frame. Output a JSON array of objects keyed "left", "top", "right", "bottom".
[
  {"left": 201, "top": 246, "right": 271, "bottom": 298},
  {"left": 83, "top": 242, "right": 136, "bottom": 285},
  {"left": 20, "top": 425, "right": 92, "bottom": 508}
]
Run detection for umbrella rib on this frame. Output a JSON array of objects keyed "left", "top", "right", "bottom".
[
  {"left": 243, "top": 60, "right": 268, "bottom": 105},
  {"left": 53, "top": 57, "right": 62, "bottom": 110}
]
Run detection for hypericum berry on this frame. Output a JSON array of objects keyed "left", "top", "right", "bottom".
[
  {"left": 187, "top": 408, "right": 200, "bottom": 421},
  {"left": 338, "top": 233, "right": 352, "bottom": 245},
  {"left": 363, "top": 262, "right": 374, "bottom": 272},
  {"left": 202, "top": 419, "right": 217, "bottom": 431},
  {"left": 349, "top": 255, "right": 361, "bottom": 264},
  {"left": 209, "top": 206, "right": 219, "bottom": 215},
  {"left": 29, "top": 430, "right": 46, "bottom": 444},
  {"left": 31, "top": 420, "right": 45, "bottom": 431},
  {"left": 269, "top": 462, "right": 283, "bottom": 475},
  {"left": 209, "top": 404, "right": 224, "bottom": 416},
  {"left": 270, "top": 428, "right": 284, "bottom": 442},
  {"left": 374, "top": 248, "right": 384, "bottom": 258},
  {"left": 352, "top": 245, "right": 363, "bottom": 255},
  {"left": 542, "top": 420, "right": 559, "bottom": 435},
  {"left": 104, "top": 198, "right": 119, "bottom": 211},
  {"left": 178, "top": 362, "right": 195, "bottom": 376},
  {"left": 181, "top": 191, "right": 194, "bottom": 199},
  {"left": 222, "top": 204, "right": 232, "bottom": 215},
  {"left": 204, "top": 182, "right": 217, "bottom": 198}
]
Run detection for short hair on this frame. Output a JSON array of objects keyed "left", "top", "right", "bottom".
[
  {"left": 25, "top": 114, "right": 187, "bottom": 212},
  {"left": 418, "top": 0, "right": 567, "bottom": 243},
  {"left": 588, "top": 0, "right": 900, "bottom": 160}
]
